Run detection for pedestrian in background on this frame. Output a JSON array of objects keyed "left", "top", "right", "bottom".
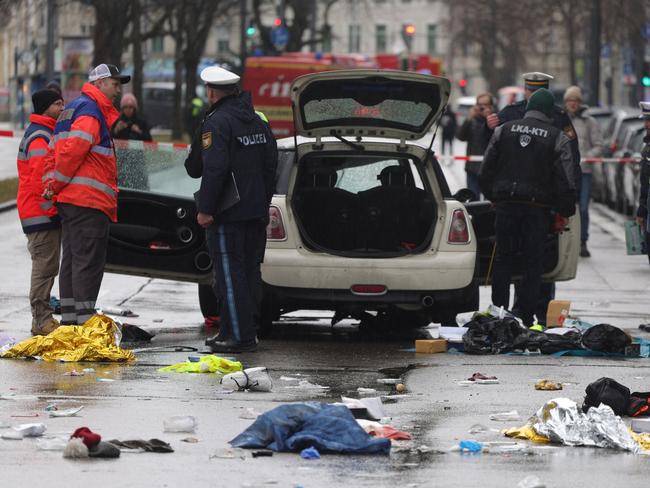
[
  {"left": 635, "top": 101, "right": 650, "bottom": 264},
  {"left": 193, "top": 65, "right": 277, "bottom": 354},
  {"left": 564, "top": 85, "right": 602, "bottom": 258},
  {"left": 112, "top": 92, "right": 152, "bottom": 190},
  {"left": 440, "top": 106, "right": 457, "bottom": 158},
  {"left": 487, "top": 72, "right": 580, "bottom": 325},
  {"left": 455, "top": 92, "right": 494, "bottom": 200},
  {"left": 111, "top": 93, "right": 152, "bottom": 142},
  {"left": 479, "top": 88, "right": 576, "bottom": 327},
  {"left": 187, "top": 92, "right": 206, "bottom": 138},
  {"left": 43, "top": 63, "right": 130, "bottom": 325},
  {"left": 17, "top": 89, "right": 64, "bottom": 336}
]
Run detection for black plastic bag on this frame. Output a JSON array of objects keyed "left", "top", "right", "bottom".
[
  {"left": 539, "top": 330, "right": 584, "bottom": 354},
  {"left": 581, "top": 324, "right": 631, "bottom": 354},
  {"left": 463, "top": 317, "right": 529, "bottom": 355},
  {"left": 582, "top": 377, "right": 630, "bottom": 415}
]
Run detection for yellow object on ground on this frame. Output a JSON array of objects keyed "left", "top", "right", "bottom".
[
  {"left": 535, "top": 379, "right": 563, "bottom": 391},
  {"left": 631, "top": 431, "right": 650, "bottom": 451},
  {"left": 159, "top": 355, "right": 242, "bottom": 374},
  {"left": 1, "top": 315, "right": 135, "bottom": 362},
  {"left": 503, "top": 425, "right": 551, "bottom": 443}
]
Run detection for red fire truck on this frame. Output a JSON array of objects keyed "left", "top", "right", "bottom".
[{"left": 242, "top": 53, "right": 441, "bottom": 137}]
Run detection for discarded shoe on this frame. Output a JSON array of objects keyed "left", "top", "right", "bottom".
[
  {"left": 207, "top": 339, "right": 257, "bottom": 353},
  {"left": 580, "top": 242, "right": 591, "bottom": 258},
  {"left": 31, "top": 318, "right": 60, "bottom": 337}
]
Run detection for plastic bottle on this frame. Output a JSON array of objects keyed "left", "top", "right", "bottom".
[{"left": 163, "top": 415, "right": 198, "bottom": 433}]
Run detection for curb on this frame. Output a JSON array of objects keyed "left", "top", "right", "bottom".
[{"left": 0, "top": 199, "right": 16, "bottom": 213}]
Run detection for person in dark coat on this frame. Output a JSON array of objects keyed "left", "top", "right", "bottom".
[
  {"left": 455, "top": 92, "right": 494, "bottom": 199},
  {"left": 190, "top": 65, "right": 278, "bottom": 353},
  {"left": 111, "top": 93, "right": 152, "bottom": 141},
  {"left": 486, "top": 72, "right": 580, "bottom": 325},
  {"left": 479, "top": 88, "right": 576, "bottom": 326},
  {"left": 635, "top": 101, "right": 650, "bottom": 264},
  {"left": 440, "top": 106, "right": 457, "bottom": 157}
]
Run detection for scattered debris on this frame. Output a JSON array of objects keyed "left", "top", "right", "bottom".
[
  {"left": 396, "top": 384, "right": 406, "bottom": 393},
  {"left": 239, "top": 408, "right": 261, "bottom": 420},
  {"left": 163, "top": 415, "right": 197, "bottom": 433},
  {"left": 181, "top": 437, "right": 199, "bottom": 443},
  {"left": 458, "top": 439, "right": 482, "bottom": 453},
  {"left": 517, "top": 475, "right": 546, "bottom": 488},
  {"left": 210, "top": 447, "right": 246, "bottom": 459},
  {"left": 467, "top": 372, "right": 499, "bottom": 384},
  {"left": 357, "top": 387, "right": 377, "bottom": 395},
  {"left": 221, "top": 367, "right": 273, "bottom": 392},
  {"left": 535, "top": 380, "right": 563, "bottom": 391},
  {"left": 377, "top": 378, "right": 401, "bottom": 385},
  {"left": 252, "top": 450, "right": 273, "bottom": 458},
  {"left": 48, "top": 406, "right": 84, "bottom": 418},
  {"left": 160, "top": 355, "right": 242, "bottom": 375},
  {"left": 489, "top": 410, "right": 521, "bottom": 422},
  {"left": 300, "top": 446, "right": 320, "bottom": 459}
]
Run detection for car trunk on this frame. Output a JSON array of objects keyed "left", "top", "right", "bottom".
[{"left": 291, "top": 152, "right": 437, "bottom": 257}]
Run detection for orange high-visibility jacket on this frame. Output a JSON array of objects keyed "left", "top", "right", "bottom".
[
  {"left": 48, "top": 83, "right": 120, "bottom": 221},
  {"left": 17, "top": 114, "right": 59, "bottom": 233}
]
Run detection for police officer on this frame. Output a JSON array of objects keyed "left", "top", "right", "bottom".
[
  {"left": 635, "top": 101, "right": 650, "bottom": 264},
  {"left": 487, "top": 72, "right": 580, "bottom": 325},
  {"left": 479, "top": 88, "right": 576, "bottom": 327},
  {"left": 191, "top": 65, "right": 278, "bottom": 353}
]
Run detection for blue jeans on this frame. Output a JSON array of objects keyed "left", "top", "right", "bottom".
[{"left": 579, "top": 173, "right": 592, "bottom": 243}]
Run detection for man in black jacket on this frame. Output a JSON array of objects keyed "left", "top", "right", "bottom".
[
  {"left": 456, "top": 92, "right": 494, "bottom": 199},
  {"left": 479, "top": 88, "right": 576, "bottom": 327},
  {"left": 188, "top": 65, "right": 278, "bottom": 353}
]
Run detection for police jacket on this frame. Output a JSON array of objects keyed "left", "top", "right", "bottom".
[
  {"left": 479, "top": 110, "right": 576, "bottom": 217},
  {"left": 196, "top": 91, "right": 278, "bottom": 223},
  {"left": 498, "top": 99, "right": 581, "bottom": 188},
  {"left": 46, "top": 83, "right": 120, "bottom": 221},
  {"left": 16, "top": 114, "right": 60, "bottom": 233},
  {"left": 636, "top": 135, "right": 650, "bottom": 224}
]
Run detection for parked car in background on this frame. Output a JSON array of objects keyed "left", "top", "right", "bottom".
[
  {"left": 0, "top": 87, "right": 9, "bottom": 121},
  {"left": 618, "top": 126, "right": 646, "bottom": 216},
  {"left": 104, "top": 70, "right": 579, "bottom": 334}
]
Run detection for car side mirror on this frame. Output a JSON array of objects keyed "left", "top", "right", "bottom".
[{"left": 453, "top": 188, "right": 476, "bottom": 203}]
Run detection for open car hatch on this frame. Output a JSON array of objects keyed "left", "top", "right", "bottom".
[{"left": 290, "top": 69, "right": 451, "bottom": 140}]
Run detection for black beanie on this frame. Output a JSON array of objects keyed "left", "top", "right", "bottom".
[{"left": 32, "top": 89, "right": 63, "bottom": 115}]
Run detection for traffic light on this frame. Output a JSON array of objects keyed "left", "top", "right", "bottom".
[
  {"left": 402, "top": 24, "right": 415, "bottom": 51},
  {"left": 641, "top": 61, "right": 650, "bottom": 87},
  {"left": 246, "top": 24, "right": 257, "bottom": 37},
  {"left": 458, "top": 78, "right": 468, "bottom": 95},
  {"left": 273, "top": 17, "right": 282, "bottom": 27}
]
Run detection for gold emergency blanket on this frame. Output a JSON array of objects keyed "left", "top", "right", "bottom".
[
  {"left": 159, "top": 355, "right": 242, "bottom": 374},
  {"left": 0, "top": 315, "right": 135, "bottom": 362}
]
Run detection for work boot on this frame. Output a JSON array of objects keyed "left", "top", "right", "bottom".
[
  {"left": 580, "top": 241, "right": 591, "bottom": 258},
  {"left": 31, "top": 317, "right": 61, "bottom": 336},
  {"left": 207, "top": 339, "right": 257, "bottom": 353}
]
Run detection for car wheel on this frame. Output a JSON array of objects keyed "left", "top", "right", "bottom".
[{"left": 198, "top": 284, "right": 220, "bottom": 317}]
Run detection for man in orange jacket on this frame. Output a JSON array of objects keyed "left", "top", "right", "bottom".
[
  {"left": 17, "top": 89, "right": 64, "bottom": 336},
  {"left": 44, "top": 64, "right": 130, "bottom": 325}
]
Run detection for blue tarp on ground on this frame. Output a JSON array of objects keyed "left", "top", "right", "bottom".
[{"left": 230, "top": 402, "right": 391, "bottom": 455}]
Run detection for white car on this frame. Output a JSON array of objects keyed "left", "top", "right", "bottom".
[{"left": 105, "top": 70, "right": 579, "bottom": 332}]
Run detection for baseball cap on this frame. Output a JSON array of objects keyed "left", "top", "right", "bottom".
[{"left": 88, "top": 64, "right": 131, "bottom": 84}]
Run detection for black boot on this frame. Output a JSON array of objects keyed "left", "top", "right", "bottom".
[{"left": 580, "top": 241, "right": 591, "bottom": 258}]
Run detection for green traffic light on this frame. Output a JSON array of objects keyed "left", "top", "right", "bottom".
[
  {"left": 642, "top": 76, "right": 650, "bottom": 87},
  {"left": 246, "top": 26, "right": 256, "bottom": 37}
]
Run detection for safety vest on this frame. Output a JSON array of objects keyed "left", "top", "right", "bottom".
[
  {"left": 17, "top": 114, "right": 59, "bottom": 233},
  {"left": 49, "top": 83, "right": 119, "bottom": 221}
]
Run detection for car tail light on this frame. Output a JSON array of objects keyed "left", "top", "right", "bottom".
[
  {"left": 351, "top": 284, "right": 387, "bottom": 295},
  {"left": 267, "top": 205, "right": 286, "bottom": 240},
  {"left": 448, "top": 209, "right": 470, "bottom": 243}
]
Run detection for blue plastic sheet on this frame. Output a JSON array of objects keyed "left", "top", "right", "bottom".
[{"left": 230, "top": 402, "right": 391, "bottom": 455}]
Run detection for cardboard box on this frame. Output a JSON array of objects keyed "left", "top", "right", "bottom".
[
  {"left": 546, "top": 300, "right": 571, "bottom": 328},
  {"left": 415, "top": 339, "right": 447, "bottom": 354}
]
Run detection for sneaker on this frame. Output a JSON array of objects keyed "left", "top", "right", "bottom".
[
  {"left": 580, "top": 242, "right": 591, "bottom": 258},
  {"left": 31, "top": 317, "right": 61, "bottom": 336},
  {"left": 207, "top": 339, "right": 257, "bottom": 353}
]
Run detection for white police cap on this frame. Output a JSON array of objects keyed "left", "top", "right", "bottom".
[
  {"left": 200, "top": 66, "right": 240, "bottom": 86},
  {"left": 522, "top": 72, "right": 553, "bottom": 90},
  {"left": 639, "top": 101, "right": 650, "bottom": 120}
]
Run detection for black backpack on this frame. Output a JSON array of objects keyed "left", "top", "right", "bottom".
[
  {"left": 582, "top": 377, "right": 630, "bottom": 415},
  {"left": 581, "top": 323, "right": 631, "bottom": 354}
]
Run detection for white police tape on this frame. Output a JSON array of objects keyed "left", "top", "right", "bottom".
[{"left": 436, "top": 155, "right": 641, "bottom": 165}]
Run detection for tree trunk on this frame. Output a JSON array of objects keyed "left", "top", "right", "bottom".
[
  {"left": 173, "top": 29, "right": 184, "bottom": 140},
  {"left": 132, "top": 0, "right": 144, "bottom": 113},
  {"left": 91, "top": 0, "right": 131, "bottom": 66}
]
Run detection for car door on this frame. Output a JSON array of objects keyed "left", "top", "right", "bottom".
[
  {"left": 105, "top": 143, "right": 212, "bottom": 284},
  {"left": 465, "top": 200, "right": 579, "bottom": 284}
]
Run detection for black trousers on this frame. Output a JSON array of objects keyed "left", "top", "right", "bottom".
[
  {"left": 491, "top": 204, "right": 548, "bottom": 326},
  {"left": 206, "top": 219, "right": 267, "bottom": 344},
  {"left": 57, "top": 203, "right": 109, "bottom": 324}
]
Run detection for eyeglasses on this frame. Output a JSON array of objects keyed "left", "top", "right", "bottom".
[{"left": 122, "top": 105, "right": 136, "bottom": 109}]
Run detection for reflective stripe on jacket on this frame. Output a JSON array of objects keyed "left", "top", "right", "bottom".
[
  {"left": 17, "top": 114, "right": 60, "bottom": 234},
  {"left": 48, "top": 83, "right": 120, "bottom": 221}
]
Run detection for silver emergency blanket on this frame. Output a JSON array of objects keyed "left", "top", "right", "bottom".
[{"left": 531, "top": 397, "right": 638, "bottom": 452}]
